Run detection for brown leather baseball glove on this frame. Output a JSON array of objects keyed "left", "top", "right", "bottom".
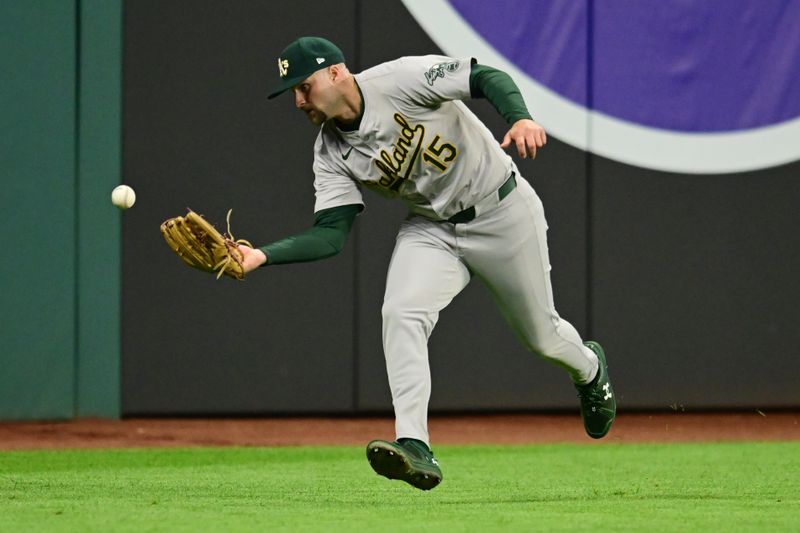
[{"left": 160, "top": 209, "right": 252, "bottom": 280}]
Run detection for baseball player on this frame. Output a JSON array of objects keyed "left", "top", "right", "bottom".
[{"left": 239, "top": 36, "right": 616, "bottom": 490}]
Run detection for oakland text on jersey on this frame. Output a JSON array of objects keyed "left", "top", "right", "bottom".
[
  {"left": 373, "top": 112, "right": 460, "bottom": 192},
  {"left": 374, "top": 113, "right": 425, "bottom": 191}
]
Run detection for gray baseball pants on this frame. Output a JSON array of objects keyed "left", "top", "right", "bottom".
[{"left": 381, "top": 176, "right": 599, "bottom": 445}]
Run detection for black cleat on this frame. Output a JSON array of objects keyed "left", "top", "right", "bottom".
[
  {"left": 366, "top": 438, "right": 443, "bottom": 490},
  {"left": 576, "top": 341, "right": 616, "bottom": 439}
]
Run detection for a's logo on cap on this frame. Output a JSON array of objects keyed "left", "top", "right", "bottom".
[
  {"left": 316, "top": 57, "right": 325, "bottom": 64},
  {"left": 278, "top": 58, "right": 289, "bottom": 78}
]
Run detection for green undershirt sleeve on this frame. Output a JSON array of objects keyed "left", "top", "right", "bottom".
[
  {"left": 258, "top": 204, "right": 362, "bottom": 265},
  {"left": 469, "top": 62, "right": 533, "bottom": 124}
]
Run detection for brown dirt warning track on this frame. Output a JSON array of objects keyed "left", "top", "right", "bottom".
[{"left": 1, "top": 412, "right": 798, "bottom": 450}]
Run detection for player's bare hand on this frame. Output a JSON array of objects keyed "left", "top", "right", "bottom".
[
  {"left": 239, "top": 245, "right": 267, "bottom": 273},
  {"left": 500, "top": 119, "right": 547, "bottom": 159}
]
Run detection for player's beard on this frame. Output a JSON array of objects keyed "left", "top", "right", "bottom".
[{"left": 304, "top": 108, "right": 327, "bottom": 125}]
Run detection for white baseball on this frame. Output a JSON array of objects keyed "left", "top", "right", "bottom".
[{"left": 111, "top": 185, "right": 136, "bottom": 210}]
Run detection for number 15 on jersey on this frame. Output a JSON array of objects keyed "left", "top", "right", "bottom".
[{"left": 423, "top": 135, "right": 458, "bottom": 171}]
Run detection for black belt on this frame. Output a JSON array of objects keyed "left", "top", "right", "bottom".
[{"left": 447, "top": 172, "right": 517, "bottom": 224}]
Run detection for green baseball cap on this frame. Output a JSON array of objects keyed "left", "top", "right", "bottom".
[{"left": 267, "top": 36, "right": 345, "bottom": 99}]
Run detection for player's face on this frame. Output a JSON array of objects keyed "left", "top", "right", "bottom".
[{"left": 292, "top": 68, "right": 337, "bottom": 125}]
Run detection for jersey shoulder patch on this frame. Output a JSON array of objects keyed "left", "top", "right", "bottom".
[{"left": 424, "top": 59, "right": 461, "bottom": 86}]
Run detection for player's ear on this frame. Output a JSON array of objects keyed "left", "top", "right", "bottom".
[{"left": 330, "top": 63, "right": 348, "bottom": 81}]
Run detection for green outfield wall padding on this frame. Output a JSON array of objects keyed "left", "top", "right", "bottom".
[
  {"left": 0, "top": 1, "right": 78, "bottom": 419},
  {"left": 0, "top": 0, "right": 122, "bottom": 420}
]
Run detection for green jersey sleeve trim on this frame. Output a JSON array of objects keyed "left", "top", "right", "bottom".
[
  {"left": 258, "top": 204, "right": 362, "bottom": 265},
  {"left": 469, "top": 62, "right": 533, "bottom": 124}
]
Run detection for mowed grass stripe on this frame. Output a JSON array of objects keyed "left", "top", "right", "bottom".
[{"left": 1, "top": 443, "right": 798, "bottom": 532}]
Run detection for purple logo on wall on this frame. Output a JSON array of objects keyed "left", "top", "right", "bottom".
[{"left": 403, "top": 0, "right": 800, "bottom": 173}]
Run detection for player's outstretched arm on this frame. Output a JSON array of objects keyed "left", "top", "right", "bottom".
[{"left": 240, "top": 203, "right": 362, "bottom": 273}]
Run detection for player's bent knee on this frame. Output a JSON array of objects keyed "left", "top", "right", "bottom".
[{"left": 382, "top": 299, "right": 435, "bottom": 332}]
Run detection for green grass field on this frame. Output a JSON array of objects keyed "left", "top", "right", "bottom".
[{"left": 1, "top": 442, "right": 798, "bottom": 532}]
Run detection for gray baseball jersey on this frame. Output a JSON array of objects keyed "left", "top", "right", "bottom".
[{"left": 312, "top": 55, "right": 518, "bottom": 220}]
